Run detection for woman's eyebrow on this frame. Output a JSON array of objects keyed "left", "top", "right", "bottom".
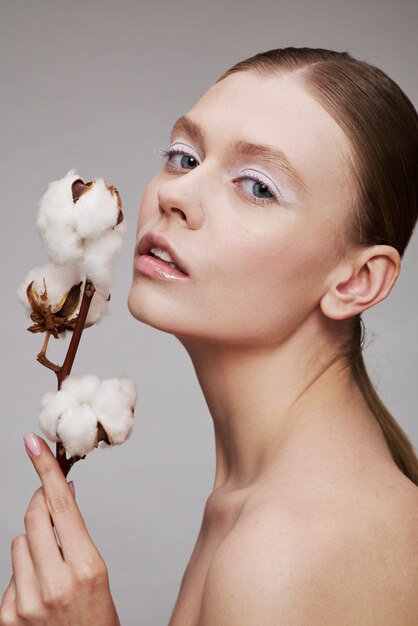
[
  {"left": 171, "top": 115, "right": 206, "bottom": 152},
  {"left": 170, "top": 115, "right": 306, "bottom": 194}
]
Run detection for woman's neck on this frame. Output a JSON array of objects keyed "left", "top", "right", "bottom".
[{"left": 176, "top": 316, "right": 384, "bottom": 494}]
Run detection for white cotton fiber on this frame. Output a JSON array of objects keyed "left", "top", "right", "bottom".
[
  {"left": 56, "top": 405, "right": 98, "bottom": 457},
  {"left": 72, "top": 178, "right": 120, "bottom": 239},
  {"left": 39, "top": 389, "right": 77, "bottom": 442},
  {"left": 82, "top": 227, "right": 125, "bottom": 292},
  {"left": 91, "top": 377, "right": 136, "bottom": 444},
  {"left": 35, "top": 170, "right": 125, "bottom": 289},
  {"left": 38, "top": 374, "right": 136, "bottom": 457},
  {"left": 36, "top": 170, "right": 84, "bottom": 264},
  {"left": 60, "top": 374, "right": 101, "bottom": 404},
  {"left": 18, "top": 263, "right": 82, "bottom": 313}
]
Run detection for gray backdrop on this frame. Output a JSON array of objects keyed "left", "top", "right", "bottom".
[{"left": 1, "top": 1, "right": 417, "bottom": 624}]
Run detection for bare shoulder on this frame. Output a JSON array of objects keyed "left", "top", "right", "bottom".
[{"left": 198, "top": 470, "right": 418, "bottom": 626}]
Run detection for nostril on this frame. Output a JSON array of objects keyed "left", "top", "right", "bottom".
[
  {"left": 173, "top": 207, "right": 187, "bottom": 221},
  {"left": 159, "top": 204, "right": 187, "bottom": 221}
]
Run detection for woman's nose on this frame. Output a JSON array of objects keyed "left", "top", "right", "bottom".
[{"left": 157, "top": 172, "right": 205, "bottom": 229}]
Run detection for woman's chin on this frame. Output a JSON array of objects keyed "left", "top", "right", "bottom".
[
  {"left": 127, "top": 286, "right": 188, "bottom": 335},
  {"left": 127, "top": 288, "right": 160, "bottom": 326}
]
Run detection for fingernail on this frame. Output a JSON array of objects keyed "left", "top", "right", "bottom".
[
  {"left": 23, "top": 433, "right": 42, "bottom": 457},
  {"left": 68, "top": 481, "right": 76, "bottom": 498}
]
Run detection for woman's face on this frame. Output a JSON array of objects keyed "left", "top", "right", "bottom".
[{"left": 128, "top": 71, "right": 354, "bottom": 347}]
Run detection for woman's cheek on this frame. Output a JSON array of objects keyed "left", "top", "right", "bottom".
[{"left": 142, "top": 174, "right": 161, "bottom": 207}]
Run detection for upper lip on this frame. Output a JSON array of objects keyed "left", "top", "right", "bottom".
[{"left": 137, "top": 230, "right": 190, "bottom": 276}]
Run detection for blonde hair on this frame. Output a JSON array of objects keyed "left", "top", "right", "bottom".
[{"left": 216, "top": 47, "right": 418, "bottom": 485}]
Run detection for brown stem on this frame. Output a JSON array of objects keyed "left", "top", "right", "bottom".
[
  {"left": 40, "top": 332, "right": 51, "bottom": 356},
  {"left": 36, "top": 332, "right": 62, "bottom": 373},
  {"left": 57, "top": 279, "right": 96, "bottom": 387},
  {"left": 34, "top": 280, "right": 95, "bottom": 478},
  {"left": 36, "top": 353, "right": 61, "bottom": 374},
  {"left": 55, "top": 279, "right": 96, "bottom": 478},
  {"left": 56, "top": 444, "right": 85, "bottom": 478}
]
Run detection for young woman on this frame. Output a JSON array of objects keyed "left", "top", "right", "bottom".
[{"left": 1, "top": 47, "right": 418, "bottom": 625}]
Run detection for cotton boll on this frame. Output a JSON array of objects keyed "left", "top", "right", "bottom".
[
  {"left": 39, "top": 375, "right": 136, "bottom": 458},
  {"left": 41, "top": 222, "right": 83, "bottom": 265},
  {"left": 36, "top": 170, "right": 84, "bottom": 264},
  {"left": 83, "top": 228, "right": 124, "bottom": 291},
  {"left": 18, "top": 263, "right": 87, "bottom": 338},
  {"left": 73, "top": 178, "right": 120, "bottom": 239},
  {"left": 36, "top": 170, "right": 125, "bottom": 287},
  {"left": 91, "top": 377, "right": 137, "bottom": 445},
  {"left": 60, "top": 374, "right": 101, "bottom": 405},
  {"left": 39, "top": 389, "right": 77, "bottom": 442},
  {"left": 18, "top": 263, "right": 82, "bottom": 313},
  {"left": 56, "top": 405, "right": 98, "bottom": 457}
]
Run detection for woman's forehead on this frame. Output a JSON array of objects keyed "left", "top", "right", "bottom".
[
  {"left": 182, "top": 72, "right": 353, "bottom": 200},
  {"left": 189, "top": 72, "right": 347, "bottom": 149}
]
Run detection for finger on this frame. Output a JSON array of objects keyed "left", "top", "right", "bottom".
[
  {"left": 0, "top": 575, "right": 15, "bottom": 605},
  {"left": 23, "top": 433, "right": 97, "bottom": 563},
  {"left": 24, "top": 487, "right": 63, "bottom": 578},
  {"left": 11, "top": 534, "right": 41, "bottom": 620},
  {"left": 11, "top": 535, "right": 51, "bottom": 625},
  {"left": 0, "top": 575, "right": 19, "bottom": 625},
  {"left": 11, "top": 535, "right": 34, "bottom": 587}
]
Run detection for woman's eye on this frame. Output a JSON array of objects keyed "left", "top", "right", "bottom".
[
  {"left": 233, "top": 173, "right": 279, "bottom": 205},
  {"left": 176, "top": 152, "right": 199, "bottom": 169},
  {"left": 157, "top": 145, "right": 200, "bottom": 171}
]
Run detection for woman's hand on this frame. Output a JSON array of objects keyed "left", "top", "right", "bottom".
[{"left": 0, "top": 433, "right": 120, "bottom": 626}]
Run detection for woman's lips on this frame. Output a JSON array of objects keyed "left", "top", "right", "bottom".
[
  {"left": 138, "top": 230, "right": 190, "bottom": 276},
  {"left": 134, "top": 254, "right": 190, "bottom": 281}
]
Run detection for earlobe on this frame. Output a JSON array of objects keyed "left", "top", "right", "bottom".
[{"left": 320, "top": 245, "right": 401, "bottom": 320}]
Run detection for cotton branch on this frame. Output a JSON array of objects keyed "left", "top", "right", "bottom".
[
  {"left": 19, "top": 170, "right": 135, "bottom": 480},
  {"left": 37, "top": 279, "right": 96, "bottom": 477}
]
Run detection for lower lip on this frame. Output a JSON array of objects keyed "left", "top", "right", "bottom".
[{"left": 135, "top": 255, "right": 190, "bottom": 281}]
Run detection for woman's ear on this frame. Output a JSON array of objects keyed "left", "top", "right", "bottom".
[{"left": 320, "top": 245, "right": 401, "bottom": 320}]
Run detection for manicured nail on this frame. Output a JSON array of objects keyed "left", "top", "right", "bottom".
[
  {"left": 23, "top": 433, "right": 42, "bottom": 457},
  {"left": 68, "top": 481, "right": 76, "bottom": 498}
]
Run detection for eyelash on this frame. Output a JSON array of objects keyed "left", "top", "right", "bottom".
[{"left": 155, "top": 145, "right": 280, "bottom": 206}]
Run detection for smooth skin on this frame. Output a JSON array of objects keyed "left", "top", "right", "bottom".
[
  {"left": 0, "top": 435, "right": 120, "bottom": 626},
  {"left": 129, "top": 72, "right": 418, "bottom": 624}
]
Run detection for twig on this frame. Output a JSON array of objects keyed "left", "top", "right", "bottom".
[
  {"left": 36, "top": 353, "right": 60, "bottom": 373},
  {"left": 57, "top": 279, "right": 96, "bottom": 387},
  {"left": 36, "top": 279, "right": 96, "bottom": 478},
  {"left": 40, "top": 332, "right": 51, "bottom": 356},
  {"left": 56, "top": 279, "right": 95, "bottom": 477}
]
